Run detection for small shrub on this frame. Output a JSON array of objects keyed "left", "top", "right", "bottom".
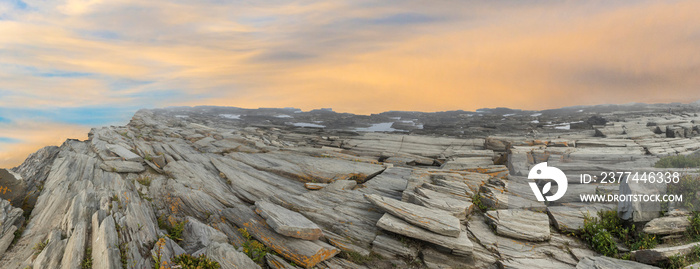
[
  {"left": 472, "top": 193, "right": 488, "bottom": 212},
  {"left": 33, "top": 239, "right": 48, "bottom": 257},
  {"left": 340, "top": 251, "right": 383, "bottom": 265},
  {"left": 687, "top": 212, "right": 700, "bottom": 241},
  {"left": 238, "top": 228, "right": 269, "bottom": 265},
  {"left": 171, "top": 254, "right": 220, "bottom": 269},
  {"left": 654, "top": 155, "right": 700, "bottom": 169},
  {"left": 158, "top": 216, "right": 187, "bottom": 241},
  {"left": 668, "top": 175, "right": 700, "bottom": 210},
  {"left": 136, "top": 175, "right": 152, "bottom": 187},
  {"left": 81, "top": 247, "right": 92, "bottom": 269}
]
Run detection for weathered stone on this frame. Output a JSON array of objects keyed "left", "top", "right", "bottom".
[
  {"left": 643, "top": 216, "right": 691, "bottom": 235},
  {"left": 376, "top": 213, "right": 473, "bottom": 255},
  {"left": 576, "top": 256, "right": 660, "bottom": 269},
  {"left": 205, "top": 242, "right": 261, "bottom": 269},
  {"left": 223, "top": 205, "right": 339, "bottom": 268},
  {"left": 371, "top": 235, "right": 418, "bottom": 259},
  {"left": 99, "top": 160, "right": 145, "bottom": 173},
  {"left": 547, "top": 205, "right": 616, "bottom": 233},
  {"left": 106, "top": 144, "right": 143, "bottom": 162},
  {"left": 633, "top": 241, "right": 700, "bottom": 265},
  {"left": 255, "top": 199, "right": 323, "bottom": 240},
  {"left": 181, "top": 216, "right": 228, "bottom": 253},
  {"left": 364, "top": 194, "right": 461, "bottom": 237},
  {"left": 266, "top": 253, "right": 302, "bottom": 269},
  {"left": 486, "top": 209, "right": 551, "bottom": 242}
]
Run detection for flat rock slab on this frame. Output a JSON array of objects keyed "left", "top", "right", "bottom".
[
  {"left": 364, "top": 194, "right": 461, "bottom": 237},
  {"left": 633, "top": 241, "right": 700, "bottom": 265},
  {"left": 223, "top": 205, "right": 338, "bottom": 268},
  {"left": 486, "top": 209, "right": 551, "bottom": 242},
  {"left": 547, "top": 205, "right": 616, "bottom": 233},
  {"left": 643, "top": 216, "right": 690, "bottom": 235},
  {"left": 411, "top": 187, "right": 472, "bottom": 219},
  {"left": 376, "top": 213, "right": 472, "bottom": 256},
  {"left": 106, "top": 144, "right": 143, "bottom": 162},
  {"left": 255, "top": 200, "right": 323, "bottom": 240},
  {"left": 99, "top": 161, "right": 145, "bottom": 173},
  {"left": 576, "top": 256, "right": 660, "bottom": 269}
]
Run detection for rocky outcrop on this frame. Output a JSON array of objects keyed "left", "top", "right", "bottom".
[{"left": 4, "top": 105, "right": 700, "bottom": 268}]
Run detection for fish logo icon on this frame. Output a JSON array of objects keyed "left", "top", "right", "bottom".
[{"left": 528, "top": 162, "right": 567, "bottom": 202}]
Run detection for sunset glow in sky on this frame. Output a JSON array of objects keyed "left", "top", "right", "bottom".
[{"left": 2, "top": 0, "right": 700, "bottom": 167}]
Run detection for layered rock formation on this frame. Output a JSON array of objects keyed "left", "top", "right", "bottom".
[{"left": 2, "top": 103, "right": 700, "bottom": 268}]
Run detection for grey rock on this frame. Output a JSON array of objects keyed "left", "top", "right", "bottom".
[
  {"left": 643, "top": 216, "right": 691, "bottom": 235},
  {"left": 106, "top": 144, "right": 143, "bottom": 162},
  {"left": 365, "top": 194, "right": 461, "bottom": 237},
  {"left": 376, "top": 213, "right": 473, "bottom": 255},
  {"left": 255, "top": 199, "right": 322, "bottom": 240},
  {"left": 576, "top": 256, "right": 660, "bottom": 269},
  {"left": 99, "top": 160, "right": 145, "bottom": 173},
  {"left": 205, "top": 242, "right": 261, "bottom": 269},
  {"left": 486, "top": 209, "right": 551, "bottom": 242},
  {"left": 633, "top": 241, "right": 700, "bottom": 265},
  {"left": 181, "top": 216, "right": 228, "bottom": 253},
  {"left": 371, "top": 234, "right": 418, "bottom": 259}
]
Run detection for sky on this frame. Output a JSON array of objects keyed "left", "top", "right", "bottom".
[{"left": 2, "top": 0, "right": 700, "bottom": 167}]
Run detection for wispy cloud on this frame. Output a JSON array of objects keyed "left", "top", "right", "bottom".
[{"left": 2, "top": 0, "right": 700, "bottom": 166}]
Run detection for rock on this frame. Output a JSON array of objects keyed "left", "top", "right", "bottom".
[
  {"left": 375, "top": 213, "right": 473, "bottom": 256},
  {"left": 205, "top": 242, "right": 261, "bottom": 269},
  {"left": 92, "top": 214, "right": 122, "bottom": 269},
  {"left": 485, "top": 209, "right": 551, "bottom": 242},
  {"left": 364, "top": 194, "right": 461, "bottom": 237},
  {"left": 618, "top": 177, "right": 666, "bottom": 222},
  {"left": 305, "top": 183, "right": 328, "bottom": 190},
  {"left": 324, "top": 230, "right": 370, "bottom": 256},
  {"left": 325, "top": 180, "right": 357, "bottom": 191},
  {"left": 223, "top": 205, "right": 339, "bottom": 268},
  {"left": 151, "top": 237, "right": 186, "bottom": 268},
  {"left": 99, "top": 161, "right": 145, "bottom": 173},
  {"left": 181, "top": 216, "right": 229, "bottom": 253},
  {"left": 255, "top": 199, "right": 323, "bottom": 240},
  {"left": 547, "top": 205, "right": 616, "bottom": 233},
  {"left": 371, "top": 235, "right": 418, "bottom": 259},
  {"left": 106, "top": 144, "right": 143, "bottom": 162},
  {"left": 643, "top": 216, "right": 691, "bottom": 235},
  {"left": 576, "top": 256, "right": 660, "bottom": 269},
  {"left": 266, "top": 253, "right": 302, "bottom": 269},
  {"left": 632, "top": 241, "right": 700, "bottom": 265},
  {"left": 410, "top": 187, "right": 472, "bottom": 219}
]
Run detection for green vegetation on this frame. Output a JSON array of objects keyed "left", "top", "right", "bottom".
[
  {"left": 238, "top": 228, "right": 269, "bottom": 265},
  {"left": 171, "top": 254, "right": 221, "bottom": 269},
  {"left": 667, "top": 175, "right": 700, "bottom": 210},
  {"left": 340, "top": 251, "right": 384, "bottom": 265},
  {"left": 81, "top": 247, "right": 92, "bottom": 269},
  {"left": 472, "top": 193, "right": 488, "bottom": 212},
  {"left": 580, "top": 211, "right": 658, "bottom": 257},
  {"left": 136, "top": 175, "right": 152, "bottom": 187},
  {"left": 33, "top": 239, "right": 49, "bottom": 257},
  {"left": 118, "top": 242, "right": 129, "bottom": 269},
  {"left": 655, "top": 155, "right": 700, "bottom": 168},
  {"left": 158, "top": 216, "right": 187, "bottom": 241},
  {"left": 662, "top": 245, "right": 700, "bottom": 269}
]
